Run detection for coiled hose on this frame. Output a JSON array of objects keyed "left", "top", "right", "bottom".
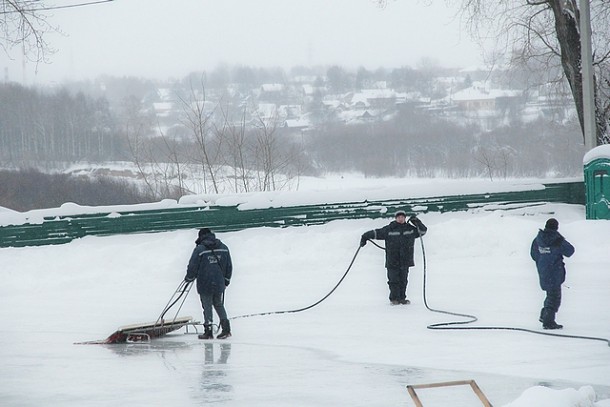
[{"left": 416, "top": 234, "right": 610, "bottom": 347}]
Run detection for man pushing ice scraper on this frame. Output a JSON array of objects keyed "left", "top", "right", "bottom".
[{"left": 185, "top": 228, "right": 233, "bottom": 340}]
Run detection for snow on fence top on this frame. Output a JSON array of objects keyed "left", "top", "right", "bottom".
[
  {"left": 0, "top": 178, "right": 586, "bottom": 248},
  {"left": 0, "top": 178, "right": 562, "bottom": 227}
]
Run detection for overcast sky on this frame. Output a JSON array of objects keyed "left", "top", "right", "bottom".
[{"left": 1, "top": 0, "right": 485, "bottom": 85}]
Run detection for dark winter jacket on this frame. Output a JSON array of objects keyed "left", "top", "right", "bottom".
[
  {"left": 185, "top": 232, "right": 233, "bottom": 295},
  {"left": 530, "top": 228, "right": 575, "bottom": 291},
  {"left": 363, "top": 218, "right": 427, "bottom": 270}
]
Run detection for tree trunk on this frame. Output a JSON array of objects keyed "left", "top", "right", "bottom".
[{"left": 548, "top": 0, "right": 606, "bottom": 145}]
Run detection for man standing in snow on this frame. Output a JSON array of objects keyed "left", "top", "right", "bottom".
[
  {"left": 185, "top": 228, "right": 233, "bottom": 339},
  {"left": 530, "top": 218, "right": 575, "bottom": 330},
  {"left": 360, "top": 211, "right": 427, "bottom": 305}
]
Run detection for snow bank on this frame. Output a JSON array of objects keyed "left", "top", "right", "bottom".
[{"left": 503, "top": 386, "right": 607, "bottom": 407}]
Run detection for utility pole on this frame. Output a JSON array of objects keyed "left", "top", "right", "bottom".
[{"left": 580, "top": 0, "right": 596, "bottom": 150}]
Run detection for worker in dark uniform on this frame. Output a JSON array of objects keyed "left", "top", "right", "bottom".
[
  {"left": 361, "top": 211, "right": 427, "bottom": 305},
  {"left": 530, "top": 218, "right": 574, "bottom": 330},
  {"left": 185, "top": 228, "right": 233, "bottom": 339}
]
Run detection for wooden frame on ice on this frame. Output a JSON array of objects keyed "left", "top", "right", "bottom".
[{"left": 406, "top": 379, "right": 493, "bottom": 407}]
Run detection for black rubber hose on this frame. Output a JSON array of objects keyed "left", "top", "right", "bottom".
[
  {"left": 417, "top": 233, "right": 610, "bottom": 347},
  {"left": 230, "top": 246, "right": 362, "bottom": 320}
]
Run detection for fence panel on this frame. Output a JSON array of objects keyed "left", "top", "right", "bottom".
[{"left": 0, "top": 181, "right": 585, "bottom": 248}]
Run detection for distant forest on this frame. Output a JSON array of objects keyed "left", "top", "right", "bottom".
[
  {"left": 0, "top": 168, "right": 151, "bottom": 211},
  {"left": 0, "top": 83, "right": 126, "bottom": 163}
]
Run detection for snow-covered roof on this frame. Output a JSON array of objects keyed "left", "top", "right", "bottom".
[
  {"left": 346, "top": 89, "right": 398, "bottom": 107},
  {"left": 284, "top": 118, "right": 311, "bottom": 128},
  {"left": 359, "top": 88, "right": 396, "bottom": 99},
  {"left": 322, "top": 100, "right": 342, "bottom": 108},
  {"left": 583, "top": 144, "right": 610, "bottom": 164},
  {"left": 458, "top": 65, "right": 489, "bottom": 73},
  {"left": 153, "top": 102, "right": 173, "bottom": 111},
  {"left": 452, "top": 87, "right": 521, "bottom": 102},
  {"left": 261, "top": 83, "right": 284, "bottom": 92}
]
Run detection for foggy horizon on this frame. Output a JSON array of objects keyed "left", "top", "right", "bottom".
[{"left": 1, "top": 0, "right": 486, "bottom": 85}]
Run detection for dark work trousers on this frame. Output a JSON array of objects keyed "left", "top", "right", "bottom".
[
  {"left": 200, "top": 292, "right": 228, "bottom": 326},
  {"left": 387, "top": 267, "right": 409, "bottom": 302},
  {"left": 541, "top": 286, "right": 562, "bottom": 324},
  {"left": 543, "top": 287, "right": 562, "bottom": 313}
]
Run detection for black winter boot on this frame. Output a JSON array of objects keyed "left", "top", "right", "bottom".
[
  {"left": 198, "top": 324, "right": 214, "bottom": 340},
  {"left": 541, "top": 309, "right": 563, "bottom": 330},
  {"left": 217, "top": 319, "right": 231, "bottom": 339}
]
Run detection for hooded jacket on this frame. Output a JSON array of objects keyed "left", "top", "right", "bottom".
[
  {"left": 530, "top": 228, "right": 575, "bottom": 291},
  {"left": 185, "top": 231, "right": 233, "bottom": 294},
  {"left": 363, "top": 217, "right": 427, "bottom": 269}
]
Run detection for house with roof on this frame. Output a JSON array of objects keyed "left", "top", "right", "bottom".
[
  {"left": 451, "top": 84, "right": 521, "bottom": 112},
  {"left": 349, "top": 88, "right": 397, "bottom": 109}
]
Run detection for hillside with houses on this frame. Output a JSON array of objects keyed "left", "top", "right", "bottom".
[
  {"left": 0, "top": 63, "right": 584, "bottom": 199},
  {"left": 139, "top": 65, "right": 576, "bottom": 139}
]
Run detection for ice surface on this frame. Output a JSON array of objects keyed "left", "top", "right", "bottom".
[{"left": 1, "top": 198, "right": 609, "bottom": 406}]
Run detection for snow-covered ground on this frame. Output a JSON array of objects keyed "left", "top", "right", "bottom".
[{"left": 1, "top": 179, "right": 609, "bottom": 406}]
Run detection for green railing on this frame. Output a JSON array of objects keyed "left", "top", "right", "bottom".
[{"left": 0, "top": 181, "right": 585, "bottom": 248}]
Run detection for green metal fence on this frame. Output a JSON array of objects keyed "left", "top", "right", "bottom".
[{"left": 0, "top": 181, "right": 585, "bottom": 248}]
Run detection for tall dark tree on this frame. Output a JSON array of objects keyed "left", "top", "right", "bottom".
[
  {"left": 355, "top": 67, "right": 372, "bottom": 90},
  {"left": 326, "top": 65, "right": 352, "bottom": 94}
]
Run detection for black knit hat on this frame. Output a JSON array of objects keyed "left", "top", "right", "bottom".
[
  {"left": 195, "top": 228, "right": 213, "bottom": 244},
  {"left": 545, "top": 218, "right": 559, "bottom": 231},
  {"left": 198, "top": 228, "right": 212, "bottom": 237}
]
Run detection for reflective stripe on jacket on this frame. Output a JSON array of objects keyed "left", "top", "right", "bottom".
[{"left": 363, "top": 219, "right": 427, "bottom": 269}]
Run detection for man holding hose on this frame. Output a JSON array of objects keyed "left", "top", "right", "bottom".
[{"left": 360, "top": 211, "right": 427, "bottom": 305}]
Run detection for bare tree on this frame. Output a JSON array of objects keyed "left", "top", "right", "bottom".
[
  {"left": 2, "top": 0, "right": 116, "bottom": 69},
  {"left": 252, "top": 112, "right": 299, "bottom": 191},
  {"left": 1, "top": 0, "right": 56, "bottom": 64},
  {"left": 156, "top": 125, "right": 190, "bottom": 198},
  {"left": 122, "top": 95, "right": 160, "bottom": 198},
  {"left": 217, "top": 101, "right": 253, "bottom": 193},
  {"left": 177, "top": 80, "right": 221, "bottom": 194},
  {"left": 474, "top": 147, "right": 496, "bottom": 181},
  {"left": 455, "top": 0, "right": 610, "bottom": 145}
]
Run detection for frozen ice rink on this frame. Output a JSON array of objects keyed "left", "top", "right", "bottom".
[{"left": 2, "top": 203, "right": 610, "bottom": 406}]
